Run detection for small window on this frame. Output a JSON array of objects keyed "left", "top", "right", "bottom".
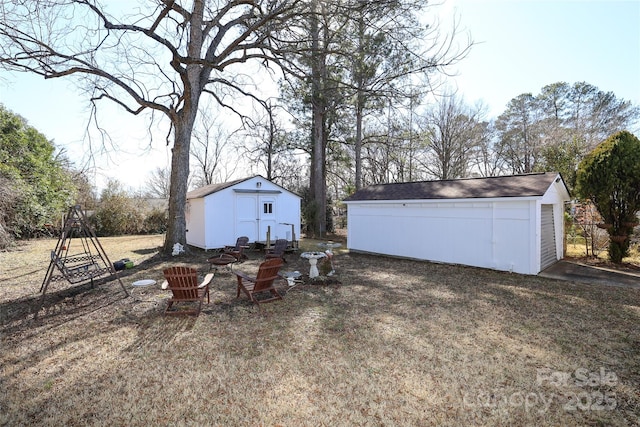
[{"left": 263, "top": 203, "right": 273, "bottom": 214}]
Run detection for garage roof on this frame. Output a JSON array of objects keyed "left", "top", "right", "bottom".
[{"left": 343, "top": 172, "right": 567, "bottom": 201}]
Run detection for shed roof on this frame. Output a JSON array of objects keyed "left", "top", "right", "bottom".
[
  {"left": 187, "top": 177, "right": 248, "bottom": 199},
  {"left": 343, "top": 172, "right": 567, "bottom": 202},
  {"left": 187, "top": 175, "right": 301, "bottom": 200}
]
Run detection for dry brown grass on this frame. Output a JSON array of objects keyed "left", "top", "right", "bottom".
[
  {"left": 1, "top": 235, "right": 639, "bottom": 426},
  {"left": 566, "top": 243, "right": 640, "bottom": 275}
]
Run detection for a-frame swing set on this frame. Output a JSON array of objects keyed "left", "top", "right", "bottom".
[{"left": 36, "top": 205, "right": 128, "bottom": 317}]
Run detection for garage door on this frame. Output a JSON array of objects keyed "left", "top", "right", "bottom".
[{"left": 540, "top": 204, "right": 557, "bottom": 270}]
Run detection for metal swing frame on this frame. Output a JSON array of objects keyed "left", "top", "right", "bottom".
[{"left": 35, "top": 205, "right": 128, "bottom": 318}]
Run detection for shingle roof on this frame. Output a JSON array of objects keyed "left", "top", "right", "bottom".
[
  {"left": 187, "top": 175, "right": 302, "bottom": 199},
  {"left": 186, "top": 177, "right": 251, "bottom": 199},
  {"left": 343, "top": 172, "right": 563, "bottom": 202}
]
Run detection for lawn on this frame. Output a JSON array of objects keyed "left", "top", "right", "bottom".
[
  {"left": 1, "top": 235, "right": 639, "bottom": 426},
  {"left": 565, "top": 241, "right": 640, "bottom": 274}
]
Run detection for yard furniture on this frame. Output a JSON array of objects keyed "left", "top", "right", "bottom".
[
  {"left": 49, "top": 250, "right": 105, "bottom": 285},
  {"left": 224, "top": 236, "right": 250, "bottom": 262},
  {"left": 300, "top": 251, "right": 326, "bottom": 279},
  {"left": 265, "top": 238, "right": 288, "bottom": 262},
  {"left": 161, "top": 266, "right": 214, "bottom": 316},
  {"left": 131, "top": 279, "right": 157, "bottom": 302},
  {"left": 36, "top": 204, "right": 127, "bottom": 319},
  {"left": 207, "top": 253, "right": 239, "bottom": 272},
  {"left": 234, "top": 258, "right": 284, "bottom": 306}
]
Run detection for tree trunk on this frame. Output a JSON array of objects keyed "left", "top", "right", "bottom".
[
  {"left": 267, "top": 105, "right": 275, "bottom": 180},
  {"left": 163, "top": 0, "right": 205, "bottom": 254},
  {"left": 354, "top": 7, "right": 365, "bottom": 191},
  {"left": 311, "top": 107, "right": 326, "bottom": 237},
  {"left": 309, "top": 0, "right": 327, "bottom": 237},
  {"left": 164, "top": 117, "right": 195, "bottom": 253},
  {"left": 355, "top": 100, "right": 363, "bottom": 190}
]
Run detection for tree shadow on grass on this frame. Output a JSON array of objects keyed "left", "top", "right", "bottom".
[
  {"left": 0, "top": 280, "right": 128, "bottom": 338},
  {"left": 133, "top": 247, "right": 160, "bottom": 255},
  {"left": 0, "top": 253, "right": 170, "bottom": 337},
  {"left": 121, "top": 313, "right": 198, "bottom": 354}
]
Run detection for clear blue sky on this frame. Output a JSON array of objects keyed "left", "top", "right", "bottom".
[
  {"left": 0, "top": 0, "right": 639, "bottom": 191},
  {"left": 444, "top": 0, "right": 640, "bottom": 118}
]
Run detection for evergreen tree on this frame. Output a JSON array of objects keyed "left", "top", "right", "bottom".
[
  {"left": 0, "top": 105, "right": 74, "bottom": 243},
  {"left": 576, "top": 130, "right": 640, "bottom": 263}
]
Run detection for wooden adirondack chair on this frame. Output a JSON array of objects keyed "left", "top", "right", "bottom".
[
  {"left": 265, "top": 238, "right": 288, "bottom": 262},
  {"left": 161, "top": 266, "right": 214, "bottom": 315},
  {"left": 224, "top": 236, "right": 250, "bottom": 262},
  {"left": 234, "top": 258, "right": 284, "bottom": 306}
]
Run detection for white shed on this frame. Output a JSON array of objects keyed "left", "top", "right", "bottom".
[
  {"left": 343, "top": 172, "right": 571, "bottom": 275},
  {"left": 186, "top": 176, "right": 301, "bottom": 250}
]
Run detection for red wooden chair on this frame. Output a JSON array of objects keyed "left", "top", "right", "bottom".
[
  {"left": 161, "top": 266, "right": 214, "bottom": 315},
  {"left": 234, "top": 258, "right": 284, "bottom": 306}
]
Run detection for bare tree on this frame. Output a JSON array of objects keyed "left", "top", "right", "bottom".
[
  {"left": 242, "top": 101, "right": 280, "bottom": 181},
  {"left": 420, "top": 94, "right": 487, "bottom": 179},
  {"left": 0, "top": 0, "right": 299, "bottom": 252},
  {"left": 468, "top": 120, "right": 504, "bottom": 177},
  {"left": 276, "top": 0, "right": 470, "bottom": 234},
  {"left": 145, "top": 167, "right": 171, "bottom": 199},
  {"left": 343, "top": 0, "right": 471, "bottom": 189},
  {"left": 241, "top": 101, "right": 304, "bottom": 187},
  {"left": 308, "top": 0, "right": 330, "bottom": 236},
  {"left": 190, "top": 105, "right": 236, "bottom": 188}
]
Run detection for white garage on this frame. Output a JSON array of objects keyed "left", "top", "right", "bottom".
[
  {"left": 343, "top": 172, "right": 571, "bottom": 275},
  {"left": 186, "top": 176, "right": 301, "bottom": 250}
]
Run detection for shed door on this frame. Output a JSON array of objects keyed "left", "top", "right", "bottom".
[
  {"left": 540, "top": 204, "right": 557, "bottom": 270},
  {"left": 236, "top": 195, "right": 258, "bottom": 241},
  {"left": 259, "top": 196, "right": 277, "bottom": 241}
]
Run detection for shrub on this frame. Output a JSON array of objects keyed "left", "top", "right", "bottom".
[
  {"left": 143, "top": 208, "right": 168, "bottom": 234},
  {"left": 0, "top": 105, "right": 74, "bottom": 241},
  {"left": 576, "top": 131, "right": 640, "bottom": 263},
  {"left": 91, "top": 180, "right": 144, "bottom": 236}
]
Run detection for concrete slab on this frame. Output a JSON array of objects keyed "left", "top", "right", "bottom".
[{"left": 539, "top": 261, "right": 640, "bottom": 289}]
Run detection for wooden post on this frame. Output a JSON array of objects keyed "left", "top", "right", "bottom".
[
  {"left": 291, "top": 224, "right": 297, "bottom": 249},
  {"left": 266, "top": 226, "right": 271, "bottom": 249}
]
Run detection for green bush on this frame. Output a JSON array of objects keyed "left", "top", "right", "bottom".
[
  {"left": 91, "top": 180, "right": 144, "bottom": 236},
  {"left": 576, "top": 130, "right": 640, "bottom": 263},
  {"left": 143, "top": 208, "right": 168, "bottom": 234},
  {"left": 0, "top": 105, "right": 74, "bottom": 243}
]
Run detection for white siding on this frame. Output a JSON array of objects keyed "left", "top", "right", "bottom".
[
  {"left": 205, "top": 186, "right": 236, "bottom": 249},
  {"left": 186, "top": 176, "right": 301, "bottom": 250},
  {"left": 347, "top": 199, "right": 538, "bottom": 274},
  {"left": 539, "top": 179, "right": 569, "bottom": 267},
  {"left": 345, "top": 174, "right": 570, "bottom": 275},
  {"left": 185, "top": 198, "right": 206, "bottom": 249}
]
